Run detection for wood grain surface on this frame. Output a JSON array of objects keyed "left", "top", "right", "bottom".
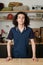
[{"left": 0, "top": 58, "right": 43, "bottom": 65}]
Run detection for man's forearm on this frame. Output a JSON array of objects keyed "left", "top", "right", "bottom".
[
  {"left": 32, "top": 42, "right": 36, "bottom": 58},
  {"left": 7, "top": 42, "right": 11, "bottom": 57}
]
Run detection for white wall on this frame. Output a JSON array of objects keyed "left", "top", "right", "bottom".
[{"left": 30, "top": 21, "right": 43, "bottom": 28}]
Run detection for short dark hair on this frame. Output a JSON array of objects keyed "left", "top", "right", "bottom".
[{"left": 13, "top": 11, "right": 30, "bottom": 27}]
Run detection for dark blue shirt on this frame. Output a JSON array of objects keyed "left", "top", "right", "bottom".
[{"left": 7, "top": 27, "right": 34, "bottom": 58}]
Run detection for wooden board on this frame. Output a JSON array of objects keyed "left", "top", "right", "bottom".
[{"left": 0, "top": 58, "right": 43, "bottom": 65}]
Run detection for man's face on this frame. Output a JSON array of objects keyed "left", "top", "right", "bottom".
[{"left": 17, "top": 14, "right": 25, "bottom": 25}]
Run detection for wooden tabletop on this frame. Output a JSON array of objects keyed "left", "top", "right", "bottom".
[{"left": 0, "top": 58, "right": 43, "bottom": 65}]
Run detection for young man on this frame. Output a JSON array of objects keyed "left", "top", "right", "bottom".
[{"left": 6, "top": 12, "right": 37, "bottom": 61}]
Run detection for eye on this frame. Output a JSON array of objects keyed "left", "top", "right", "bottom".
[
  {"left": 22, "top": 17, "right": 25, "bottom": 19},
  {"left": 18, "top": 16, "right": 21, "bottom": 18},
  {"left": 17, "top": 16, "right": 21, "bottom": 19}
]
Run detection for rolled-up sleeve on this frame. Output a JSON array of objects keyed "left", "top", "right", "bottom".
[
  {"left": 7, "top": 28, "right": 13, "bottom": 40},
  {"left": 29, "top": 28, "right": 35, "bottom": 39}
]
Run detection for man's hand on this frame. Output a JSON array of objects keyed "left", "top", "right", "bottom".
[
  {"left": 32, "top": 57, "right": 38, "bottom": 62},
  {"left": 6, "top": 56, "right": 12, "bottom": 61}
]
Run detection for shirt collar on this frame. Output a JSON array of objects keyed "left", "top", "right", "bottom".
[{"left": 16, "top": 26, "right": 26, "bottom": 31}]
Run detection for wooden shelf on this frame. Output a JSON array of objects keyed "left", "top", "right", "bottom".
[
  {"left": 0, "top": 10, "right": 43, "bottom": 13},
  {"left": 0, "top": 19, "right": 12, "bottom": 21},
  {"left": 0, "top": 42, "right": 43, "bottom": 45},
  {"left": 0, "top": 18, "right": 43, "bottom": 21},
  {"left": 0, "top": 43, "right": 14, "bottom": 45},
  {"left": 0, "top": 10, "right": 43, "bottom": 21}
]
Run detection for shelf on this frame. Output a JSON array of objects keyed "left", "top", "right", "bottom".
[
  {"left": 0, "top": 43, "right": 13, "bottom": 45},
  {"left": 0, "top": 42, "right": 43, "bottom": 45},
  {"left": 0, "top": 10, "right": 43, "bottom": 13},
  {"left": 0, "top": 10, "right": 43, "bottom": 21},
  {"left": 0, "top": 19, "right": 12, "bottom": 21},
  {"left": 30, "top": 17, "right": 43, "bottom": 21},
  {"left": 0, "top": 18, "right": 43, "bottom": 21}
]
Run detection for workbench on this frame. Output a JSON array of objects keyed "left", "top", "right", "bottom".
[{"left": 0, "top": 58, "right": 43, "bottom": 65}]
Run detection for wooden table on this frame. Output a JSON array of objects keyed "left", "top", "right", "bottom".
[{"left": 0, "top": 58, "right": 43, "bottom": 65}]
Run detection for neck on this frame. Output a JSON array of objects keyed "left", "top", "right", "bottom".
[{"left": 18, "top": 24, "right": 25, "bottom": 29}]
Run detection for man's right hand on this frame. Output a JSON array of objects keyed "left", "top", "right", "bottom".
[{"left": 6, "top": 56, "right": 12, "bottom": 61}]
